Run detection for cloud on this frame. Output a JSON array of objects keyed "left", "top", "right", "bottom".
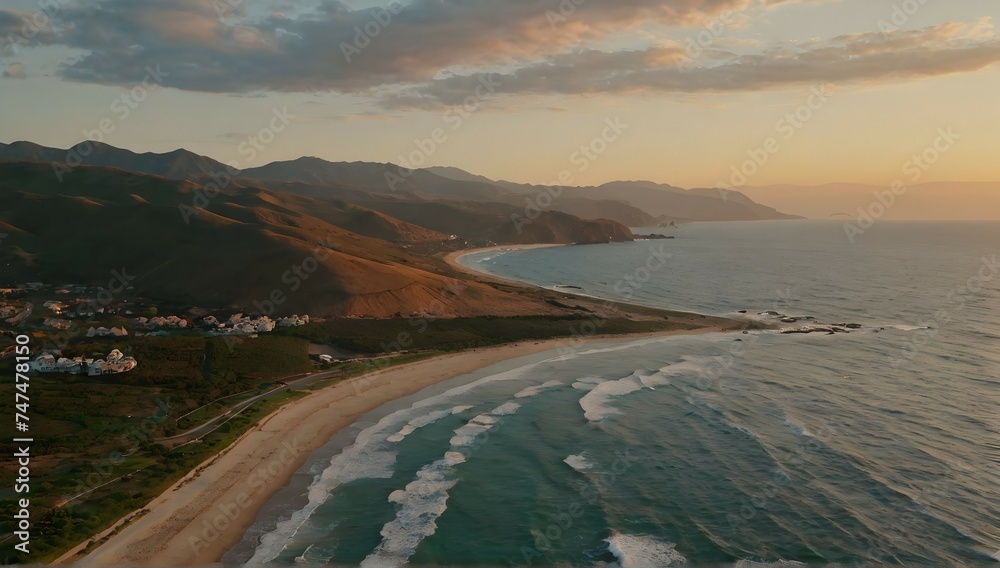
[
  {"left": 0, "top": 0, "right": 817, "bottom": 89},
  {"left": 396, "top": 21, "right": 1000, "bottom": 106},
  {"left": 1, "top": 1, "right": 998, "bottom": 108},
  {"left": 0, "top": 7, "right": 60, "bottom": 54},
  {"left": 3, "top": 62, "right": 26, "bottom": 78}
]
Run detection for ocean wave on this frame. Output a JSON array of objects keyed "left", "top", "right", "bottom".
[
  {"left": 605, "top": 532, "right": 687, "bottom": 567},
  {"left": 733, "top": 560, "right": 807, "bottom": 567},
  {"left": 247, "top": 362, "right": 553, "bottom": 566},
  {"left": 515, "top": 379, "right": 563, "bottom": 398},
  {"left": 578, "top": 373, "right": 645, "bottom": 422},
  {"left": 363, "top": 392, "right": 542, "bottom": 566},
  {"left": 491, "top": 401, "right": 522, "bottom": 415},
  {"left": 572, "top": 376, "right": 606, "bottom": 391},
  {"left": 450, "top": 419, "right": 493, "bottom": 447},
  {"left": 385, "top": 405, "right": 475, "bottom": 443},
  {"left": 244, "top": 415, "right": 399, "bottom": 567},
  {"left": 887, "top": 324, "right": 933, "bottom": 331},
  {"left": 783, "top": 418, "right": 813, "bottom": 439},
  {"left": 469, "top": 414, "right": 500, "bottom": 426},
  {"left": 726, "top": 421, "right": 760, "bottom": 439},
  {"left": 578, "top": 357, "right": 725, "bottom": 422},
  {"left": 564, "top": 454, "right": 595, "bottom": 473},
  {"left": 386, "top": 409, "right": 452, "bottom": 443},
  {"left": 360, "top": 453, "right": 467, "bottom": 568},
  {"left": 293, "top": 543, "right": 316, "bottom": 564},
  {"left": 541, "top": 333, "right": 706, "bottom": 363}
]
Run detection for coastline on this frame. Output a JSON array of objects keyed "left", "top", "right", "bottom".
[
  {"left": 442, "top": 243, "right": 565, "bottom": 288},
  {"left": 69, "top": 328, "right": 727, "bottom": 566},
  {"left": 71, "top": 243, "right": 750, "bottom": 567}
]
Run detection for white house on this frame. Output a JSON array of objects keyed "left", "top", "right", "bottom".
[
  {"left": 278, "top": 315, "right": 310, "bottom": 327},
  {"left": 30, "top": 349, "right": 137, "bottom": 376},
  {"left": 30, "top": 354, "right": 57, "bottom": 372},
  {"left": 89, "top": 349, "right": 137, "bottom": 376}
]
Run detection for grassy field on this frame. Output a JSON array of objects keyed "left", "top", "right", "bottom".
[{"left": 275, "top": 314, "right": 704, "bottom": 353}]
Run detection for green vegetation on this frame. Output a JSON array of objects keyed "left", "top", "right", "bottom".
[
  {"left": 0, "top": 387, "right": 307, "bottom": 563},
  {"left": 306, "top": 351, "right": 445, "bottom": 391},
  {"left": 0, "top": 311, "right": 730, "bottom": 564},
  {"left": 0, "top": 332, "right": 314, "bottom": 564},
  {"left": 207, "top": 335, "right": 313, "bottom": 381},
  {"left": 276, "top": 314, "right": 698, "bottom": 353}
]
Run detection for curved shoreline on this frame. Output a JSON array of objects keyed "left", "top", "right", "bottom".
[
  {"left": 70, "top": 337, "right": 731, "bottom": 566},
  {"left": 72, "top": 245, "right": 747, "bottom": 567},
  {"left": 443, "top": 243, "right": 565, "bottom": 288}
]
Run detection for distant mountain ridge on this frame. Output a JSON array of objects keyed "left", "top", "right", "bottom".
[
  {"left": 0, "top": 139, "right": 805, "bottom": 317},
  {"left": 0, "top": 144, "right": 640, "bottom": 316},
  {"left": 0, "top": 160, "right": 607, "bottom": 317},
  {"left": 0, "top": 140, "right": 231, "bottom": 180},
  {"left": 0, "top": 140, "right": 801, "bottom": 224}
]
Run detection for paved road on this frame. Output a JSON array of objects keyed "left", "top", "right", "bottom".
[{"left": 154, "top": 369, "right": 348, "bottom": 445}]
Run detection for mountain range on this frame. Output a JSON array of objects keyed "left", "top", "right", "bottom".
[{"left": 0, "top": 140, "right": 799, "bottom": 317}]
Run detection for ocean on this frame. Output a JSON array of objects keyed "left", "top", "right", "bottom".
[{"left": 227, "top": 220, "right": 999, "bottom": 567}]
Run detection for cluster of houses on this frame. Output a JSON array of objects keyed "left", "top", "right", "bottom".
[
  {"left": 202, "top": 313, "right": 309, "bottom": 335},
  {"left": 87, "top": 326, "right": 129, "bottom": 337},
  {"left": 134, "top": 315, "right": 188, "bottom": 329},
  {"left": 0, "top": 302, "right": 23, "bottom": 320},
  {"left": 30, "top": 349, "right": 138, "bottom": 376},
  {"left": 36, "top": 298, "right": 101, "bottom": 318},
  {"left": 1, "top": 299, "right": 32, "bottom": 326},
  {"left": 44, "top": 318, "right": 72, "bottom": 330},
  {"left": 43, "top": 300, "right": 70, "bottom": 315}
]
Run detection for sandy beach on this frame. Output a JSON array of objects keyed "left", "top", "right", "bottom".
[
  {"left": 66, "top": 246, "right": 745, "bottom": 567},
  {"left": 68, "top": 326, "right": 725, "bottom": 567},
  {"left": 443, "top": 243, "right": 565, "bottom": 286}
]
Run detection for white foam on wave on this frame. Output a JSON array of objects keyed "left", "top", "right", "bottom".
[
  {"left": 491, "top": 400, "right": 522, "bottom": 415},
  {"left": 658, "top": 356, "right": 719, "bottom": 376},
  {"left": 784, "top": 418, "right": 813, "bottom": 439},
  {"left": 727, "top": 422, "right": 760, "bottom": 439},
  {"left": 515, "top": 379, "right": 562, "bottom": 398},
  {"left": 385, "top": 426, "right": 415, "bottom": 444},
  {"left": 361, "top": 453, "right": 467, "bottom": 568},
  {"left": 450, "top": 419, "right": 492, "bottom": 447},
  {"left": 605, "top": 533, "right": 687, "bottom": 567},
  {"left": 572, "top": 376, "right": 606, "bottom": 391},
  {"left": 450, "top": 396, "right": 527, "bottom": 445},
  {"left": 363, "top": 391, "right": 543, "bottom": 567},
  {"left": 734, "top": 560, "right": 807, "bottom": 567},
  {"left": 252, "top": 335, "right": 696, "bottom": 565},
  {"left": 248, "top": 358, "right": 560, "bottom": 565},
  {"left": 244, "top": 413, "right": 400, "bottom": 567},
  {"left": 577, "top": 355, "right": 733, "bottom": 422},
  {"left": 293, "top": 543, "right": 315, "bottom": 564},
  {"left": 537, "top": 330, "right": 742, "bottom": 365},
  {"left": 386, "top": 404, "right": 475, "bottom": 443},
  {"left": 887, "top": 324, "right": 932, "bottom": 331},
  {"left": 469, "top": 414, "right": 500, "bottom": 426},
  {"left": 579, "top": 373, "right": 645, "bottom": 422},
  {"left": 564, "top": 454, "right": 594, "bottom": 472},
  {"left": 386, "top": 408, "right": 451, "bottom": 443}
]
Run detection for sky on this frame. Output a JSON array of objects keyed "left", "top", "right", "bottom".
[{"left": 1, "top": 0, "right": 999, "bottom": 189}]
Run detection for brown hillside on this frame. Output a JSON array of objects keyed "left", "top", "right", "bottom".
[{"left": 0, "top": 163, "right": 560, "bottom": 317}]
